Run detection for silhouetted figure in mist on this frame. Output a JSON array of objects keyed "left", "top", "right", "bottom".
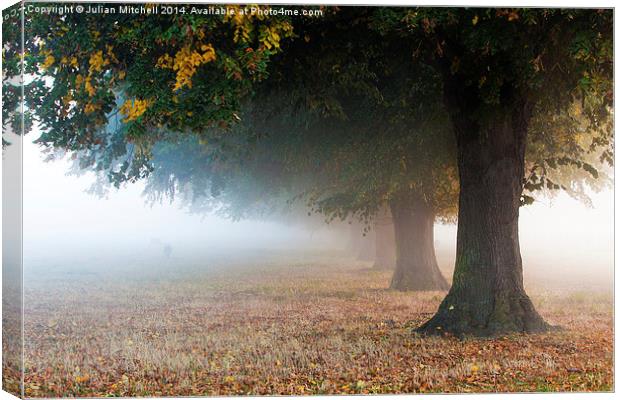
[{"left": 163, "top": 244, "right": 173, "bottom": 259}]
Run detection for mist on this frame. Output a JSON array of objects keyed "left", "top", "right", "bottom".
[
  {"left": 18, "top": 131, "right": 613, "bottom": 292},
  {"left": 21, "top": 133, "right": 348, "bottom": 281},
  {"left": 435, "top": 189, "right": 614, "bottom": 292}
]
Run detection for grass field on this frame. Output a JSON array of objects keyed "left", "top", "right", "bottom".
[{"left": 9, "top": 252, "right": 614, "bottom": 396}]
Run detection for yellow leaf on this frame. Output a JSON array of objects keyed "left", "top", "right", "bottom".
[{"left": 42, "top": 54, "right": 55, "bottom": 69}]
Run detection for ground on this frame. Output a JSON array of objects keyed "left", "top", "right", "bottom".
[{"left": 5, "top": 251, "right": 613, "bottom": 397}]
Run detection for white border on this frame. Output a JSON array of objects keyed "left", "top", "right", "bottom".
[{"left": 0, "top": 1, "right": 616, "bottom": 400}]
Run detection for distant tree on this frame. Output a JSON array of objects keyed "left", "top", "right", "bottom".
[
  {"left": 241, "top": 14, "right": 458, "bottom": 290},
  {"left": 371, "top": 205, "right": 396, "bottom": 271}
]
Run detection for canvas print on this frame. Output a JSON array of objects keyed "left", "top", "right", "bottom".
[{"left": 1, "top": 2, "right": 614, "bottom": 397}]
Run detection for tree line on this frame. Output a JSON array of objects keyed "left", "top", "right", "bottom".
[{"left": 3, "top": 5, "right": 613, "bottom": 336}]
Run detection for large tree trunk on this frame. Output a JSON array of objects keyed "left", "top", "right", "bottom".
[
  {"left": 373, "top": 205, "right": 396, "bottom": 270},
  {"left": 389, "top": 192, "right": 449, "bottom": 291},
  {"left": 418, "top": 85, "right": 550, "bottom": 336}
]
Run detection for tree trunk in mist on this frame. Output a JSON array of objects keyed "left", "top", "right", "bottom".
[
  {"left": 347, "top": 223, "right": 362, "bottom": 254},
  {"left": 357, "top": 229, "right": 375, "bottom": 262},
  {"left": 373, "top": 205, "right": 396, "bottom": 270},
  {"left": 389, "top": 194, "right": 449, "bottom": 291},
  {"left": 347, "top": 223, "right": 375, "bottom": 262},
  {"left": 418, "top": 84, "right": 550, "bottom": 336}
]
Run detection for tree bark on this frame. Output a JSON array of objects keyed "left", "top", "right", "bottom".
[
  {"left": 373, "top": 204, "right": 396, "bottom": 270},
  {"left": 418, "top": 83, "right": 550, "bottom": 336},
  {"left": 389, "top": 193, "right": 449, "bottom": 291}
]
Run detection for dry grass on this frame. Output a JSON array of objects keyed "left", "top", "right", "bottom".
[{"left": 13, "top": 254, "right": 613, "bottom": 397}]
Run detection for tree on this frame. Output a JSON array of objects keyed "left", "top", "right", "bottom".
[
  {"left": 371, "top": 8, "right": 613, "bottom": 335},
  {"left": 251, "top": 12, "right": 458, "bottom": 290}
]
